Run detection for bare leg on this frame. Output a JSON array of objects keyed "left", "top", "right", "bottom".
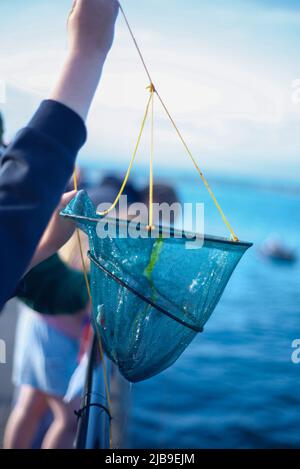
[
  {"left": 3, "top": 385, "right": 48, "bottom": 449},
  {"left": 41, "top": 396, "right": 80, "bottom": 449}
]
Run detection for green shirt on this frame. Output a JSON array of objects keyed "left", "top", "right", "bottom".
[{"left": 18, "top": 254, "right": 89, "bottom": 316}]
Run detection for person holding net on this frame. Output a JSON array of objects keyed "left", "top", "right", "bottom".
[{"left": 0, "top": 0, "right": 119, "bottom": 311}]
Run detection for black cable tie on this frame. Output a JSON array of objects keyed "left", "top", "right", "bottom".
[{"left": 75, "top": 403, "right": 112, "bottom": 421}]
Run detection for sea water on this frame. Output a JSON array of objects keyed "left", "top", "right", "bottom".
[{"left": 125, "top": 174, "right": 300, "bottom": 448}]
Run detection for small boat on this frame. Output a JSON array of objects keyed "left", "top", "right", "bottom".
[{"left": 260, "top": 238, "right": 297, "bottom": 263}]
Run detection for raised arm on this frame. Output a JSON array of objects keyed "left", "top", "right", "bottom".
[
  {"left": 51, "top": 0, "right": 119, "bottom": 120},
  {"left": 0, "top": 0, "right": 119, "bottom": 309}
]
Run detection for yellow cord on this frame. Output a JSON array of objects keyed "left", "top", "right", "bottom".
[
  {"left": 73, "top": 167, "right": 79, "bottom": 192},
  {"left": 73, "top": 170, "right": 113, "bottom": 449},
  {"left": 96, "top": 92, "right": 153, "bottom": 217},
  {"left": 118, "top": 3, "right": 154, "bottom": 85},
  {"left": 97, "top": 95, "right": 152, "bottom": 217},
  {"left": 118, "top": 3, "right": 239, "bottom": 242},
  {"left": 148, "top": 86, "right": 155, "bottom": 231},
  {"left": 155, "top": 91, "right": 239, "bottom": 242},
  {"left": 96, "top": 84, "right": 157, "bottom": 233}
]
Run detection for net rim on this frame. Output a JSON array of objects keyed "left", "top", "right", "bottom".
[{"left": 61, "top": 214, "right": 253, "bottom": 249}]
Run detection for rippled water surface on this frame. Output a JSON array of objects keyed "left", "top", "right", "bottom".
[{"left": 125, "top": 177, "right": 300, "bottom": 448}]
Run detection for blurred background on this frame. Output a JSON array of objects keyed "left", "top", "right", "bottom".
[{"left": 1, "top": 0, "right": 300, "bottom": 448}]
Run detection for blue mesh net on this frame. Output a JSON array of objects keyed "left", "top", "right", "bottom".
[{"left": 61, "top": 191, "right": 252, "bottom": 382}]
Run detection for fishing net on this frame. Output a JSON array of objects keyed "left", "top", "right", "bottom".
[{"left": 61, "top": 191, "right": 251, "bottom": 382}]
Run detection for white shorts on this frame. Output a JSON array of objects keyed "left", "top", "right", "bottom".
[{"left": 13, "top": 305, "right": 80, "bottom": 397}]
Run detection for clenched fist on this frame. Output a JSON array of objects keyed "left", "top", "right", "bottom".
[{"left": 68, "top": 0, "right": 119, "bottom": 59}]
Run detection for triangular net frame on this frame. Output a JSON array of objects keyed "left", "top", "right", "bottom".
[{"left": 62, "top": 191, "right": 252, "bottom": 383}]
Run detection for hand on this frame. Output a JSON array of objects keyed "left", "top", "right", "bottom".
[
  {"left": 28, "top": 191, "right": 77, "bottom": 271},
  {"left": 68, "top": 0, "right": 119, "bottom": 59}
]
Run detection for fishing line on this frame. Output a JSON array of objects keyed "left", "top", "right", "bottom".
[{"left": 117, "top": 1, "right": 238, "bottom": 241}]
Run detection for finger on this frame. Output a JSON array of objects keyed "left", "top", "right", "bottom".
[
  {"left": 67, "top": 0, "right": 78, "bottom": 25},
  {"left": 59, "top": 190, "right": 77, "bottom": 209},
  {"left": 70, "top": 0, "right": 77, "bottom": 13},
  {"left": 114, "top": 0, "right": 120, "bottom": 14}
]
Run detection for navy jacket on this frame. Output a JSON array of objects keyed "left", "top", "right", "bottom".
[{"left": 0, "top": 100, "right": 86, "bottom": 310}]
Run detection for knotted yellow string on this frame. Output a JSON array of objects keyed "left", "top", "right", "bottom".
[
  {"left": 116, "top": 3, "right": 239, "bottom": 241},
  {"left": 96, "top": 91, "right": 153, "bottom": 219},
  {"left": 147, "top": 84, "right": 155, "bottom": 231},
  {"left": 155, "top": 90, "right": 239, "bottom": 242}
]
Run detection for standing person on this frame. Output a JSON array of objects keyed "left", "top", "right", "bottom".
[
  {"left": 4, "top": 236, "right": 91, "bottom": 449},
  {"left": 0, "top": 0, "right": 119, "bottom": 310}
]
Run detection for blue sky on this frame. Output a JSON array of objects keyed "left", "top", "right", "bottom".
[{"left": 0, "top": 0, "right": 300, "bottom": 180}]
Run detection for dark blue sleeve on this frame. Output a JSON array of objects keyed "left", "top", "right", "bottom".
[{"left": 0, "top": 100, "right": 87, "bottom": 310}]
